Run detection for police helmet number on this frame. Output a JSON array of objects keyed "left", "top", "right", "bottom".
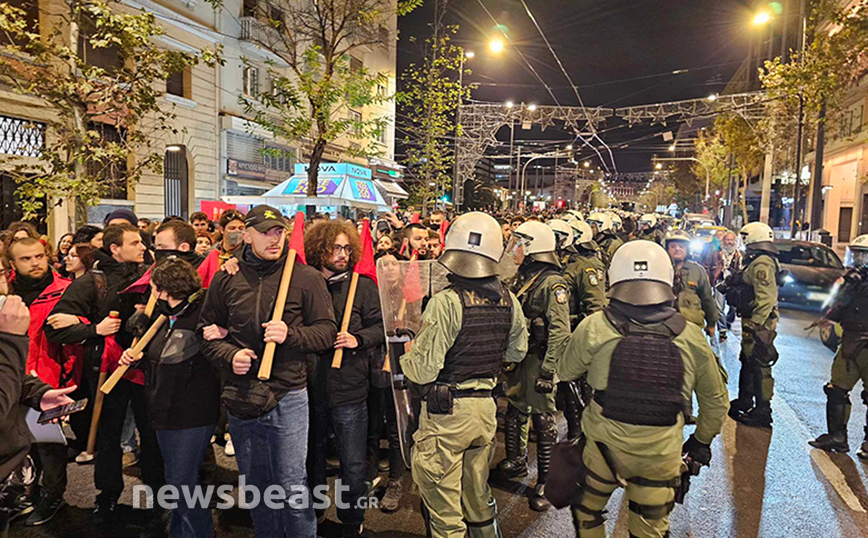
[
  {"left": 468, "top": 232, "right": 482, "bottom": 247},
  {"left": 634, "top": 261, "right": 648, "bottom": 272}
]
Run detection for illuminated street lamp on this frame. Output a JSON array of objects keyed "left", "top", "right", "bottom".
[
  {"left": 668, "top": 144, "right": 676, "bottom": 151},
  {"left": 527, "top": 103, "right": 537, "bottom": 111},
  {"left": 566, "top": 145, "right": 573, "bottom": 150},
  {"left": 465, "top": 51, "right": 475, "bottom": 59},
  {"left": 655, "top": 162, "right": 663, "bottom": 170},
  {"left": 583, "top": 161, "right": 590, "bottom": 168},
  {"left": 489, "top": 38, "right": 505, "bottom": 54},
  {"left": 505, "top": 100, "right": 514, "bottom": 108},
  {"left": 753, "top": 11, "right": 771, "bottom": 26}
]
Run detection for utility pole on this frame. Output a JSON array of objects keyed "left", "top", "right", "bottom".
[{"left": 810, "top": 99, "right": 826, "bottom": 232}]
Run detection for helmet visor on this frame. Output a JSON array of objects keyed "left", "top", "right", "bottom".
[{"left": 506, "top": 233, "right": 532, "bottom": 258}]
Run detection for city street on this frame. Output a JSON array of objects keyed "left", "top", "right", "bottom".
[{"left": 9, "top": 307, "right": 868, "bottom": 538}]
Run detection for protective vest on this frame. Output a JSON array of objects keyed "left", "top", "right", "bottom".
[
  {"left": 674, "top": 263, "right": 704, "bottom": 326},
  {"left": 599, "top": 308, "right": 687, "bottom": 426},
  {"left": 438, "top": 284, "right": 513, "bottom": 383},
  {"left": 519, "top": 267, "right": 559, "bottom": 354},
  {"left": 840, "top": 280, "right": 868, "bottom": 334},
  {"left": 723, "top": 267, "right": 754, "bottom": 317}
]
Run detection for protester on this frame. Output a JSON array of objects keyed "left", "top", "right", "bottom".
[
  {"left": 376, "top": 235, "right": 393, "bottom": 253},
  {"left": 120, "top": 256, "right": 220, "bottom": 538},
  {"left": 64, "top": 244, "right": 94, "bottom": 280},
  {"left": 196, "top": 231, "right": 214, "bottom": 256},
  {"left": 401, "top": 223, "right": 429, "bottom": 259},
  {"left": 198, "top": 205, "right": 336, "bottom": 537},
  {"left": 426, "top": 229, "right": 443, "bottom": 258},
  {"left": 54, "top": 234, "right": 74, "bottom": 277},
  {"left": 190, "top": 212, "right": 210, "bottom": 235},
  {"left": 216, "top": 210, "right": 245, "bottom": 262},
  {"left": 305, "top": 220, "right": 384, "bottom": 537},
  {"left": 72, "top": 225, "right": 103, "bottom": 249}
]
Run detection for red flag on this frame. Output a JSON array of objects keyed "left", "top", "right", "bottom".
[
  {"left": 288, "top": 211, "right": 306, "bottom": 265},
  {"left": 439, "top": 219, "right": 450, "bottom": 246},
  {"left": 410, "top": 212, "right": 420, "bottom": 224},
  {"left": 354, "top": 218, "right": 377, "bottom": 285},
  {"left": 402, "top": 250, "right": 424, "bottom": 303}
]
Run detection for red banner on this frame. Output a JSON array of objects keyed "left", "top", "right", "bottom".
[{"left": 200, "top": 201, "right": 236, "bottom": 221}]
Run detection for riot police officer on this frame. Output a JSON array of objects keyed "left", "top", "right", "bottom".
[
  {"left": 634, "top": 214, "right": 664, "bottom": 244},
  {"left": 586, "top": 212, "right": 623, "bottom": 268},
  {"left": 557, "top": 240, "right": 729, "bottom": 538},
  {"left": 548, "top": 219, "right": 576, "bottom": 268},
  {"left": 400, "top": 212, "right": 528, "bottom": 538},
  {"left": 726, "top": 222, "right": 781, "bottom": 429},
  {"left": 560, "top": 220, "right": 607, "bottom": 441},
  {"left": 498, "top": 221, "right": 571, "bottom": 512},
  {"left": 664, "top": 229, "right": 718, "bottom": 334},
  {"left": 809, "top": 234, "right": 868, "bottom": 457}
]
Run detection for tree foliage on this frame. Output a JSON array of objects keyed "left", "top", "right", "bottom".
[
  {"left": 0, "top": 0, "right": 220, "bottom": 220},
  {"left": 716, "top": 114, "right": 763, "bottom": 223},
  {"left": 235, "top": 0, "right": 419, "bottom": 203},
  {"left": 691, "top": 132, "right": 732, "bottom": 215},
  {"left": 397, "top": 11, "right": 469, "bottom": 216}
]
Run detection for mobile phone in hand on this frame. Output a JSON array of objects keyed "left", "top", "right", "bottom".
[{"left": 37, "top": 398, "right": 88, "bottom": 425}]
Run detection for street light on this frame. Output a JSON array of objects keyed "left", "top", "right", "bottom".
[
  {"left": 655, "top": 162, "right": 663, "bottom": 170},
  {"left": 566, "top": 145, "right": 573, "bottom": 150},
  {"left": 707, "top": 93, "right": 718, "bottom": 102},
  {"left": 505, "top": 100, "right": 514, "bottom": 108},
  {"left": 583, "top": 161, "right": 590, "bottom": 168},
  {"left": 668, "top": 144, "right": 676, "bottom": 151},
  {"left": 527, "top": 104, "right": 537, "bottom": 111},
  {"left": 489, "top": 38, "right": 504, "bottom": 54},
  {"left": 465, "top": 51, "right": 475, "bottom": 59},
  {"left": 753, "top": 11, "right": 771, "bottom": 26}
]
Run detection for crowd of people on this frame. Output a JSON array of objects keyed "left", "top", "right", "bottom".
[{"left": 0, "top": 201, "right": 865, "bottom": 538}]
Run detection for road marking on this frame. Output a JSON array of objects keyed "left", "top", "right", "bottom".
[{"left": 774, "top": 390, "right": 866, "bottom": 513}]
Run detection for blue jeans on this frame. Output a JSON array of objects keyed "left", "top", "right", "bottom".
[
  {"left": 330, "top": 401, "right": 368, "bottom": 527},
  {"left": 156, "top": 425, "right": 215, "bottom": 538},
  {"left": 228, "top": 388, "right": 315, "bottom": 538}
]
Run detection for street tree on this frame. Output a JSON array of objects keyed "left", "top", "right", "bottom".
[
  {"left": 0, "top": 0, "right": 219, "bottom": 222},
  {"left": 716, "top": 114, "right": 763, "bottom": 224},
  {"left": 692, "top": 132, "right": 732, "bottom": 216},
  {"left": 397, "top": 14, "right": 469, "bottom": 216},
  {"left": 233, "top": 0, "right": 421, "bottom": 215}
]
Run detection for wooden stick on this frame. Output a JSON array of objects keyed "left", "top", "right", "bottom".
[
  {"left": 83, "top": 309, "right": 120, "bottom": 456},
  {"left": 131, "top": 293, "right": 158, "bottom": 348},
  {"left": 257, "top": 248, "right": 298, "bottom": 380},
  {"left": 85, "top": 371, "right": 107, "bottom": 456},
  {"left": 100, "top": 315, "right": 167, "bottom": 394},
  {"left": 382, "top": 354, "right": 391, "bottom": 374},
  {"left": 331, "top": 272, "right": 359, "bottom": 369}
]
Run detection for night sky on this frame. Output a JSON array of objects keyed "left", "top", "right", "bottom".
[{"left": 397, "top": 0, "right": 761, "bottom": 173}]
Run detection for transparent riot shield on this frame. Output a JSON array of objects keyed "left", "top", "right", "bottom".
[{"left": 377, "top": 257, "right": 450, "bottom": 468}]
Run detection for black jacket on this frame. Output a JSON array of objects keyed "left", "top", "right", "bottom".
[
  {"left": 0, "top": 332, "right": 51, "bottom": 480},
  {"left": 198, "top": 245, "right": 337, "bottom": 419},
  {"left": 44, "top": 249, "right": 146, "bottom": 379},
  {"left": 139, "top": 295, "right": 221, "bottom": 430},
  {"left": 309, "top": 272, "right": 384, "bottom": 408}
]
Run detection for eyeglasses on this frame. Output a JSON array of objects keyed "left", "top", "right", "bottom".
[{"left": 332, "top": 244, "right": 354, "bottom": 256}]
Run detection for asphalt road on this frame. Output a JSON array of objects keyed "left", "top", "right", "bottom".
[{"left": 9, "top": 307, "right": 868, "bottom": 538}]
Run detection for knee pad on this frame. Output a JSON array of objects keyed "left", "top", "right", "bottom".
[
  {"left": 573, "top": 504, "right": 606, "bottom": 531},
  {"left": 824, "top": 384, "right": 850, "bottom": 405},
  {"left": 531, "top": 413, "right": 557, "bottom": 438}
]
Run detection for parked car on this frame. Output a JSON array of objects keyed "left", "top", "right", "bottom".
[
  {"left": 776, "top": 239, "right": 846, "bottom": 310},
  {"left": 681, "top": 213, "right": 715, "bottom": 233}
]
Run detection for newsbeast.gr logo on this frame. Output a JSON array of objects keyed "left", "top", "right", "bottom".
[{"left": 133, "top": 477, "right": 378, "bottom": 511}]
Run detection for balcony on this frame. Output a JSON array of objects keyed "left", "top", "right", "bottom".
[{"left": 239, "top": 16, "right": 289, "bottom": 56}]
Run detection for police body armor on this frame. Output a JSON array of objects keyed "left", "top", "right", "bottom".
[
  {"left": 722, "top": 268, "right": 754, "bottom": 318},
  {"left": 673, "top": 265, "right": 705, "bottom": 326},
  {"left": 834, "top": 276, "right": 868, "bottom": 361},
  {"left": 422, "top": 283, "right": 513, "bottom": 414},
  {"left": 596, "top": 308, "right": 687, "bottom": 426},
  {"left": 520, "top": 267, "right": 560, "bottom": 358}
]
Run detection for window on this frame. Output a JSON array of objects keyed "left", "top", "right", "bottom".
[
  {"left": 243, "top": 66, "right": 260, "bottom": 98},
  {"left": 376, "top": 124, "right": 387, "bottom": 145},
  {"left": 348, "top": 110, "right": 362, "bottom": 136},
  {"left": 269, "top": 5, "right": 283, "bottom": 28},
  {"left": 78, "top": 16, "right": 123, "bottom": 72},
  {"left": 242, "top": 0, "right": 257, "bottom": 17},
  {"left": 166, "top": 67, "right": 191, "bottom": 99},
  {"left": 377, "top": 84, "right": 386, "bottom": 98},
  {"left": 350, "top": 56, "right": 363, "bottom": 73},
  {"left": 264, "top": 145, "right": 294, "bottom": 172}
]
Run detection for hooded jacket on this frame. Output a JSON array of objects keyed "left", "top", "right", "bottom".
[{"left": 198, "top": 245, "right": 337, "bottom": 419}]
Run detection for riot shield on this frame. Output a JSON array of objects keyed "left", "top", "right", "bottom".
[{"left": 377, "top": 257, "right": 451, "bottom": 468}]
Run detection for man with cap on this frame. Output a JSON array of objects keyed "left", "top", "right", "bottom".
[
  {"left": 104, "top": 208, "right": 154, "bottom": 264},
  {"left": 586, "top": 212, "right": 623, "bottom": 269},
  {"left": 401, "top": 212, "right": 527, "bottom": 538},
  {"left": 664, "top": 230, "right": 718, "bottom": 334},
  {"left": 557, "top": 240, "right": 729, "bottom": 538},
  {"left": 198, "top": 205, "right": 337, "bottom": 537},
  {"left": 497, "top": 220, "right": 571, "bottom": 512},
  {"left": 725, "top": 222, "right": 781, "bottom": 429}
]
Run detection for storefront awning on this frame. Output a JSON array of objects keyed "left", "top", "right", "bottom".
[{"left": 375, "top": 179, "right": 409, "bottom": 199}]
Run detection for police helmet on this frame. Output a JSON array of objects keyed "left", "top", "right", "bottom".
[
  {"left": 664, "top": 229, "right": 692, "bottom": 246},
  {"left": 547, "top": 219, "right": 574, "bottom": 250},
  {"left": 740, "top": 221, "right": 778, "bottom": 254},
  {"left": 845, "top": 234, "right": 868, "bottom": 268},
  {"left": 609, "top": 213, "right": 623, "bottom": 231},
  {"left": 639, "top": 213, "right": 658, "bottom": 229},
  {"left": 586, "top": 212, "right": 612, "bottom": 233},
  {"left": 512, "top": 221, "right": 560, "bottom": 267},
  {"left": 439, "top": 212, "right": 504, "bottom": 278},
  {"left": 608, "top": 240, "right": 676, "bottom": 306},
  {"left": 571, "top": 220, "right": 595, "bottom": 248}
]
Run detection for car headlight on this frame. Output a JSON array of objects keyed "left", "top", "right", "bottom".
[
  {"left": 783, "top": 274, "right": 795, "bottom": 285},
  {"left": 690, "top": 240, "right": 704, "bottom": 252}
]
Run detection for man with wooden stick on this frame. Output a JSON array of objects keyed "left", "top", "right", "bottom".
[
  {"left": 401, "top": 212, "right": 528, "bottom": 538},
  {"left": 44, "top": 223, "right": 158, "bottom": 527},
  {"left": 198, "top": 205, "right": 336, "bottom": 538},
  {"left": 304, "top": 219, "right": 383, "bottom": 538}
]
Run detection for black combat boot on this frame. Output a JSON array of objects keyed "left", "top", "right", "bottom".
[
  {"left": 737, "top": 401, "right": 773, "bottom": 429},
  {"left": 529, "top": 414, "right": 557, "bottom": 512},
  {"left": 809, "top": 385, "right": 850, "bottom": 452},
  {"left": 496, "top": 406, "right": 528, "bottom": 478},
  {"left": 729, "top": 358, "right": 753, "bottom": 419}
]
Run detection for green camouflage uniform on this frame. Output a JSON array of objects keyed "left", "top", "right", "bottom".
[
  {"left": 564, "top": 254, "right": 607, "bottom": 329},
  {"left": 596, "top": 232, "right": 624, "bottom": 268},
  {"left": 401, "top": 288, "right": 528, "bottom": 538},
  {"left": 558, "top": 311, "right": 729, "bottom": 538},
  {"left": 673, "top": 260, "right": 719, "bottom": 329}
]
